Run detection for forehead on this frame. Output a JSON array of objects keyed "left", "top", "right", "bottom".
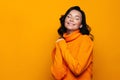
[{"left": 68, "top": 10, "right": 82, "bottom": 16}]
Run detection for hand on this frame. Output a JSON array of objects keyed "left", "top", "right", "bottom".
[{"left": 56, "top": 38, "right": 64, "bottom": 43}]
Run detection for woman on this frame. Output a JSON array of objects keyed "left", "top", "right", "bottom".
[{"left": 51, "top": 6, "right": 93, "bottom": 80}]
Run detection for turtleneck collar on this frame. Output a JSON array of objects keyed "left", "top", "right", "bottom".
[{"left": 63, "top": 30, "right": 81, "bottom": 42}]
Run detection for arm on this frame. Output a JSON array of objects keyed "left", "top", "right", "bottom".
[
  {"left": 57, "top": 36, "right": 93, "bottom": 76},
  {"left": 51, "top": 43, "right": 67, "bottom": 80}
]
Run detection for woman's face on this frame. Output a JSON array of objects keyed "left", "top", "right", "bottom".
[{"left": 64, "top": 10, "right": 82, "bottom": 33}]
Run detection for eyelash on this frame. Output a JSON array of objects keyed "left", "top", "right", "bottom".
[
  {"left": 67, "top": 16, "right": 80, "bottom": 20},
  {"left": 67, "top": 15, "right": 71, "bottom": 18},
  {"left": 75, "top": 18, "right": 80, "bottom": 20}
]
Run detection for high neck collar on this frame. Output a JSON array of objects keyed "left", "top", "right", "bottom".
[{"left": 63, "top": 30, "right": 81, "bottom": 42}]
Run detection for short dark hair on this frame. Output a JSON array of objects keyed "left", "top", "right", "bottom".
[{"left": 58, "top": 6, "right": 93, "bottom": 40}]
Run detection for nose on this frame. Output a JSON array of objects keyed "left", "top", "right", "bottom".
[{"left": 69, "top": 17, "right": 74, "bottom": 22}]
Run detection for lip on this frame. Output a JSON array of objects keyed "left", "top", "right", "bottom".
[{"left": 67, "top": 22, "right": 75, "bottom": 26}]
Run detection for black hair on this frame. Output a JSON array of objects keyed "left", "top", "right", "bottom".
[{"left": 58, "top": 6, "right": 93, "bottom": 40}]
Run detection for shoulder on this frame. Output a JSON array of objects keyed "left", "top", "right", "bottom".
[
  {"left": 81, "top": 35, "right": 93, "bottom": 44},
  {"left": 82, "top": 35, "right": 91, "bottom": 39}
]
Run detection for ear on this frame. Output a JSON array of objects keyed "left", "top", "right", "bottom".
[{"left": 80, "top": 25, "right": 83, "bottom": 28}]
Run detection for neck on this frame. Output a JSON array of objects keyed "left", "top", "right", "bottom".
[
  {"left": 66, "top": 30, "right": 72, "bottom": 34},
  {"left": 66, "top": 29, "right": 79, "bottom": 34}
]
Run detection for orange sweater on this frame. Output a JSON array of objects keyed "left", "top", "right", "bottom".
[{"left": 51, "top": 30, "right": 93, "bottom": 80}]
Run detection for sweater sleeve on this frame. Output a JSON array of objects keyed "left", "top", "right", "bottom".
[
  {"left": 51, "top": 43, "right": 67, "bottom": 80},
  {"left": 57, "top": 35, "right": 93, "bottom": 76}
]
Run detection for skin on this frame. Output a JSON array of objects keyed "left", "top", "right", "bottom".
[
  {"left": 56, "top": 10, "right": 83, "bottom": 42},
  {"left": 64, "top": 10, "right": 82, "bottom": 34}
]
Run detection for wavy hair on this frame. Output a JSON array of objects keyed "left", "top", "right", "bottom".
[{"left": 58, "top": 6, "right": 93, "bottom": 40}]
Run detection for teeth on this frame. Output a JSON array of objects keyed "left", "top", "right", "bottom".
[{"left": 68, "top": 23, "right": 75, "bottom": 25}]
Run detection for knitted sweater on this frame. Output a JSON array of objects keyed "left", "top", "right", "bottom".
[{"left": 51, "top": 30, "right": 93, "bottom": 80}]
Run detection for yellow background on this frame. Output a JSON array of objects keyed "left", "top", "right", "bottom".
[{"left": 0, "top": 0, "right": 120, "bottom": 80}]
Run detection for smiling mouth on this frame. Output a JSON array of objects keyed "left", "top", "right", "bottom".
[{"left": 67, "top": 22, "right": 75, "bottom": 26}]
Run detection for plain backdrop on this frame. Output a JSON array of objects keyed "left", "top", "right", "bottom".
[{"left": 0, "top": 0, "right": 120, "bottom": 80}]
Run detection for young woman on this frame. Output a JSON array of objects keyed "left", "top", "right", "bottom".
[{"left": 51, "top": 6, "right": 93, "bottom": 80}]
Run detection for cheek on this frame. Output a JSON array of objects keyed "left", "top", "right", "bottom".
[
  {"left": 64, "top": 22, "right": 68, "bottom": 28},
  {"left": 64, "top": 19, "right": 68, "bottom": 25},
  {"left": 76, "top": 21, "right": 82, "bottom": 26},
  {"left": 65, "top": 18, "right": 68, "bottom": 23}
]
